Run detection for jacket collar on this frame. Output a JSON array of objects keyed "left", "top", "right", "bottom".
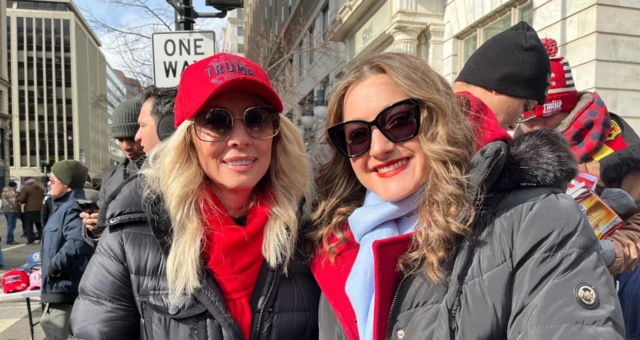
[
  {"left": 52, "top": 189, "right": 85, "bottom": 203},
  {"left": 471, "top": 128, "right": 578, "bottom": 195},
  {"left": 52, "top": 189, "right": 86, "bottom": 210}
]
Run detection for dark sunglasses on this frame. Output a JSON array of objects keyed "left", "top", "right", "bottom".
[
  {"left": 192, "top": 106, "right": 280, "bottom": 142},
  {"left": 328, "top": 98, "right": 421, "bottom": 158}
]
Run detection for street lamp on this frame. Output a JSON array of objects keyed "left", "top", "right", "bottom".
[{"left": 205, "top": 0, "right": 243, "bottom": 10}]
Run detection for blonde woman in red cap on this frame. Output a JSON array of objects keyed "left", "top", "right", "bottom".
[{"left": 68, "top": 53, "right": 320, "bottom": 340}]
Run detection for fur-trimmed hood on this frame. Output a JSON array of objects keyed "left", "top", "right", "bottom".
[{"left": 470, "top": 128, "right": 578, "bottom": 195}]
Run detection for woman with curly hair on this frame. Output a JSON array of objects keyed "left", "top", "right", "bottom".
[
  {"left": 310, "top": 52, "right": 624, "bottom": 340},
  {"left": 68, "top": 53, "right": 320, "bottom": 340}
]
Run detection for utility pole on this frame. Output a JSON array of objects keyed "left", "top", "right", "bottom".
[{"left": 173, "top": 0, "right": 195, "bottom": 31}]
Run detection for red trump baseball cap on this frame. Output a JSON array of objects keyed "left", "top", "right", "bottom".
[{"left": 174, "top": 53, "right": 284, "bottom": 128}]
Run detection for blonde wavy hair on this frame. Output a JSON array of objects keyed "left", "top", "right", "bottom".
[
  {"left": 143, "top": 114, "right": 310, "bottom": 302},
  {"left": 312, "top": 53, "right": 477, "bottom": 282}
]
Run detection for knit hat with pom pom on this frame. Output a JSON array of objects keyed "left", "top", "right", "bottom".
[{"left": 520, "top": 38, "right": 579, "bottom": 122}]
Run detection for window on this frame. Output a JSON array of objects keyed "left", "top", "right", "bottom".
[
  {"left": 281, "top": 0, "right": 285, "bottom": 21},
  {"left": 520, "top": 2, "right": 534, "bottom": 25},
  {"left": 238, "top": 43, "right": 244, "bottom": 54},
  {"left": 288, "top": 0, "right": 292, "bottom": 14},
  {"left": 322, "top": 6, "right": 329, "bottom": 41},
  {"left": 308, "top": 25, "right": 315, "bottom": 64},
  {"left": 483, "top": 14, "right": 512, "bottom": 42},
  {"left": 7, "top": 1, "right": 14, "bottom": 8},
  {"left": 298, "top": 42, "right": 304, "bottom": 77},
  {"left": 237, "top": 27, "right": 244, "bottom": 36},
  {"left": 463, "top": 33, "right": 477, "bottom": 63},
  {"left": 237, "top": 8, "right": 243, "bottom": 19}
]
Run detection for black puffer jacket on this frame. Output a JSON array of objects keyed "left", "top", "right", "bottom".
[
  {"left": 316, "top": 130, "right": 625, "bottom": 339},
  {"left": 83, "top": 156, "right": 142, "bottom": 247},
  {"left": 68, "top": 177, "right": 320, "bottom": 340}
]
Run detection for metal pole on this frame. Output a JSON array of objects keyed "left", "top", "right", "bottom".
[{"left": 181, "top": 0, "right": 195, "bottom": 31}]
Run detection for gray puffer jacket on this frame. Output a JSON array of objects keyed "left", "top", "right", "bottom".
[{"left": 314, "top": 130, "right": 625, "bottom": 340}]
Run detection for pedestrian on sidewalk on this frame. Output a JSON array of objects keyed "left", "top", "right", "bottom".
[
  {"left": 2, "top": 181, "right": 20, "bottom": 244},
  {"left": 18, "top": 178, "right": 44, "bottom": 244},
  {"left": 40, "top": 160, "right": 93, "bottom": 340}
]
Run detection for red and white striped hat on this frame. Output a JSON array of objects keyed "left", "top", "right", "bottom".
[{"left": 520, "top": 38, "right": 578, "bottom": 122}]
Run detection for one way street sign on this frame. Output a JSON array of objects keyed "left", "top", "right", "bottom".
[{"left": 152, "top": 31, "right": 216, "bottom": 87}]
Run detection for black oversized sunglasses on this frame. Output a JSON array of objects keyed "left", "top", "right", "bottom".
[
  {"left": 192, "top": 106, "right": 280, "bottom": 142},
  {"left": 328, "top": 98, "right": 421, "bottom": 158}
]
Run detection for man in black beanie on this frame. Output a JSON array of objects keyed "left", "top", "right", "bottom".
[
  {"left": 40, "top": 160, "right": 93, "bottom": 340},
  {"left": 80, "top": 98, "right": 144, "bottom": 246},
  {"left": 453, "top": 21, "right": 551, "bottom": 131}
]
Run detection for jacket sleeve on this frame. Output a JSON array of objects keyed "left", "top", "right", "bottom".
[
  {"left": 507, "top": 193, "right": 625, "bottom": 339},
  {"left": 18, "top": 187, "right": 27, "bottom": 204},
  {"left": 69, "top": 226, "right": 139, "bottom": 340},
  {"left": 47, "top": 210, "right": 94, "bottom": 276},
  {"left": 605, "top": 212, "right": 640, "bottom": 275}
]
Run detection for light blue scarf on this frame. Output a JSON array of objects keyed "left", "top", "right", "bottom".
[{"left": 345, "top": 189, "right": 422, "bottom": 340}]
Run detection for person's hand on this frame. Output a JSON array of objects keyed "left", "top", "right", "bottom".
[
  {"left": 81, "top": 212, "right": 101, "bottom": 232},
  {"left": 579, "top": 161, "right": 605, "bottom": 193}
]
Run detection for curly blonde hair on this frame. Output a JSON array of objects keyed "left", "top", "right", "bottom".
[
  {"left": 143, "top": 115, "right": 310, "bottom": 303},
  {"left": 312, "top": 53, "right": 476, "bottom": 282}
]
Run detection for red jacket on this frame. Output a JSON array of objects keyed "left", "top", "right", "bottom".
[{"left": 311, "top": 226, "right": 412, "bottom": 340}]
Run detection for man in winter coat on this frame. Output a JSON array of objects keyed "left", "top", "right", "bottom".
[
  {"left": 2, "top": 181, "right": 20, "bottom": 244},
  {"left": 40, "top": 160, "right": 93, "bottom": 340},
  {"left": 18, "top": 178, "right": 45, "bottom": 244},
  {"left": 452, "top": 21, "right": 550, "bottom": 132},
  {"left": 80, "top": 98, "right": 144, "bottom": 246},
  {"left": 81, "top": 87, "right": 177, "bottom": 246},
  {"left": 518, "top": 38, "right": 640, "bottom": 276}
]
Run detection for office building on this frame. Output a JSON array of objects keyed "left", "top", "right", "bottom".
[
  {"left": 7, "top": 0, "right": 111, "bottom": 181},
  {"left": 327, "top": 0, "right": 640, "bottom": 133},
  {"left": 0, "top": 0, "right": 10, "bottom": 186},
  {"left": 107, "top": 64, "right": 126, "bottom": 164},
  {"left": 113, "top": 68, "right": 142, "bottom": 99},
  {"left": 245, "top": 0, "right": 345, "bottom": 151},
  {"left": 222, "top": 7, "right": 245, "bottom": 56}
]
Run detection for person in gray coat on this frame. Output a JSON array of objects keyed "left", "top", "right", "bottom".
[{"left": 309, "top": 53, "right": 624, "bottom": 340}]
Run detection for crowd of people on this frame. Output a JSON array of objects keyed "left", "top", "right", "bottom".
[{"left": 0, "top": 21, "right": 638, "bottom": 340}]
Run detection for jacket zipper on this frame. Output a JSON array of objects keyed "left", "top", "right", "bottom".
[
  {"left": 448, "top": 149, "right": 504, "bottom": 340},
  {"left": 386, "top": 257, "right": 424, "bottom": 340},
  {"left": 251, "top": 265, "right": 279, "bottom": 340}
]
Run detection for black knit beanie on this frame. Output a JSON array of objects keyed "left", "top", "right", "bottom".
[
  {"left": 51, "top": 160, "right": 88, "bottom": 190},
  {"left": 456, "top": 21, "right": 551, "bottom": 104},
  {"left": 110, "top": 98, "right": 142, "bottom": 139}
]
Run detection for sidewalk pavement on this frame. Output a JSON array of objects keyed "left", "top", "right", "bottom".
[{"left": 0, "top": 216, "right": 46, "bottom": 340}]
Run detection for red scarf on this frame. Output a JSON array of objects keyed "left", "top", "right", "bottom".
[
  {"left": 201, "top": 189, "right": 271, "bottom": 340},
  {"left": 456, "top": 92, "right": 513, "bottom": 149},
  {"left": 563, "top": 92, "right": 627, "bottom": 162}
]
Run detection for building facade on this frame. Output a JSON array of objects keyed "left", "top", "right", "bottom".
[
  {"left": 245, "top": 0, "right": 346, "bottom": 151},
  {"left": 327, "top": 0, "right": 640, "bottom": 134},
  {"left": 106, "top": 64, "right": 126, "bottom": 164},
  {"left": 7, "top": 0, "right": 111, "bottom": 181},
  {"left": 113, "top": 69, "right": 142, "bottom": 99},
  {"left": 0, "top": 0, "right": 10, "bottom": 187},
  {"left": 222, "top": 7, "right": 245, "bottom": 56}
]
